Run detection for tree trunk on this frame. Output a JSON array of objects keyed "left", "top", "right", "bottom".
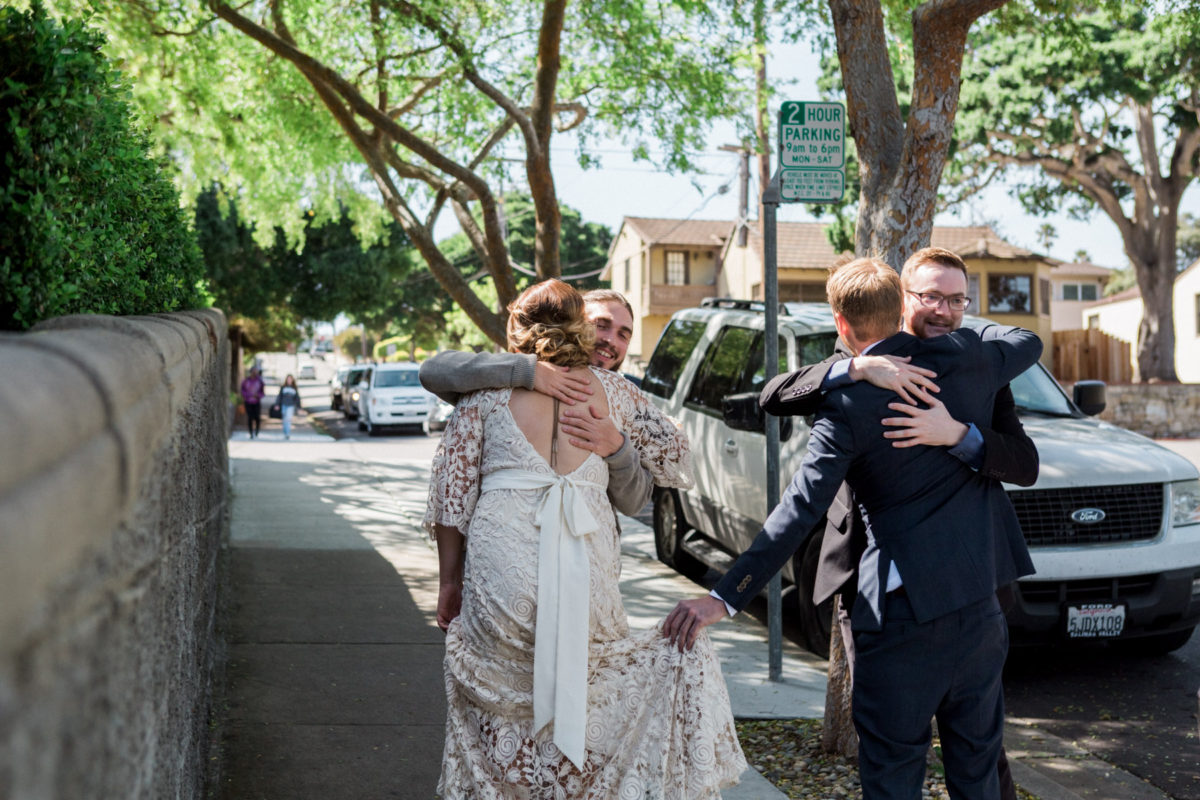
[
  {"left": 1128, "top": 237, "right": 1181, "bottom": 382},
  {"left": 821, "top": 596, "right": 858, "bottom": 758},
  {"left": 528, "top": 0, "right": 568, "bottom": 280},
  {"left": 833, "top": 0, "right": 1005, "bottom": 271}
]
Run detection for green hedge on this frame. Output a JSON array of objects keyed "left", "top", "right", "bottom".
[{"left": 0, "top": 3, "right": 204, "bottom": 330}]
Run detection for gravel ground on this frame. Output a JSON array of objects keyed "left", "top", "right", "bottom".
[{"left": 735, "top": 719, "right": 1039, "bottom": 800}]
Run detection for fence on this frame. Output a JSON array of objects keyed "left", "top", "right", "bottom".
[{"left": 1052, "top": 328, "right": 1133, "bottom": 384}]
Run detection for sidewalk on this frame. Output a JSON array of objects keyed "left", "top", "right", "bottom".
[{"left": 216, "top": 419, "right": 1170, "bottom": 800}]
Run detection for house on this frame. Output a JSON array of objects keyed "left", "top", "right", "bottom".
[
  {"left": 603, "top": 217, "right": 1055, "bottom": 368},
  {"left": 1048, "top": 261, "right": 1113, "bottom": 331},
  {"left": 603, "top": 217, "right": 732, "bottom": 367},
  {"left": 1081, "top": 259, "right": 1200, "bottom": 382}
]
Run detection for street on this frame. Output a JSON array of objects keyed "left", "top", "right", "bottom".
[{"left": 282, "top": 360, "right": 1199, "bottom": 799}]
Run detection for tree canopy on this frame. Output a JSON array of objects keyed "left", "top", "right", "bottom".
[
  {"left": 955, "top": 7, "right": 1200, "bottom": 381},
  {"left": 43, "top": 0, "right": 748, "bottom": 345}
]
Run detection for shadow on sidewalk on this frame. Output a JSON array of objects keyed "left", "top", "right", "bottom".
[{"left": 217, "top": 453, "right": 446, "bottom": 799}]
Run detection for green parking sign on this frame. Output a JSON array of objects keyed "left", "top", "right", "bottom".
[{"left": 777, "top": 101, "right": 846, "bottom": 203}]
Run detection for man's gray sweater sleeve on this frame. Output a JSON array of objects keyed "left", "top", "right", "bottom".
[
  {"left": 604, "top": 436, "right": 655, "bottom": 516},
  {"left": 419, "top": 351, "right": 537, "bottom": 405}
]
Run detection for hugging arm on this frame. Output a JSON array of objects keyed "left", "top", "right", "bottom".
[
  {"left": 419, "top": 351, "right": 538, "bottom": 405},
  {"left": 759, "top": 352, "right": 844, "bottom": 417}
]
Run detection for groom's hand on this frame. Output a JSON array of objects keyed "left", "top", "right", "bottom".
[
  {"left": 560, "top": 405, "right": 624, "bottom": 457},
  {"left": 663, "top": 596, "right": 727, "bottom": 652},
  {"left": 533, "top": 362, "right": 593, "bottom": 404}
]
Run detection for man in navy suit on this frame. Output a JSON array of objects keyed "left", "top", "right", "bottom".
[
  {"left": 760, "top": 246, "right": 1037, "bottom": 799},
  {"left": 663, "top": 256, "right": 1042, "bottom": 800}
]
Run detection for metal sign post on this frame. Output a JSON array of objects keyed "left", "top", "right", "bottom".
[
  {"left": 762, "top": 168, "right": 783, "bottom": 682},
  {"left": 762, "top": 101, "right": 844, "bottom": 682}
]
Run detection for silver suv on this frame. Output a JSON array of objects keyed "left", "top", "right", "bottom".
[{"left": 643, "top": 299, "right": 1200, "bottom": 657}]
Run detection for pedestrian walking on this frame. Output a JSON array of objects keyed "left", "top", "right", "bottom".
[
  {"left": 240, "top": 366, "right": 265, "bottom": 438},
  {"left": 273, "top": 374, "right": 302, "bottom": 439}
]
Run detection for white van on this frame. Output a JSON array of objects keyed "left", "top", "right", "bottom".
[
  {"left": 355, "top": 362, "right": 438, "bottom": 436},
  {"left": 642, "top": 299, "right": 1200, "bottom": 656}
]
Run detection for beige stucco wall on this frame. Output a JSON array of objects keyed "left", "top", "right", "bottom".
[
  {"left": 1050, "top": 274, "right": 1109, "bottom": 330},
  {"left": 965, "top": 257, "right": 1053, "bottom": 365},
  {"left": 607, "top": 227, "right": 648, "bottom": 365},
  {"left": 1082, "top": 266, "right": 1200, "bottom": 383},
  {"left": 0, "top": 310, "right": 229, "bottom": 800}
]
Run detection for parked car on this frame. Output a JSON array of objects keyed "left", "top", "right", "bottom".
[
  {"left": 423, "top": 399, "right": 455, "bottom": 435},
  {"left": 356, "top": 361, "right": 439, "bottom": 436},
  {"left": 299, "top": 364, "right": 317, "bottom": 380},
  {"left": 340, "top": 365, "right": 371, "bottom": 420},
  {"left": 642, "top": 298, "right": 1200, "bottom": 657}
]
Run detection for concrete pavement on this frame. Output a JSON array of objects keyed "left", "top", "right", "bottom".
[{"left": 216, "top": 411, "right": 1175, "bottom": 799}]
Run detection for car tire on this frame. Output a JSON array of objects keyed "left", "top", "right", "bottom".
[
  {"left": 358, "top": 420, "right": 367, "bottom": 432},
  {"left": 792, "top": 530, "right": 833, "bottom": 658},
  {"left": 652, "top": 488, "right": 707, "bottom": 582},
  {"left": 367, "top": 420, "right": 381, "bottom": 437},
  {"left": 1116, "top": 626, "right": 1194, "bottom": 656}
]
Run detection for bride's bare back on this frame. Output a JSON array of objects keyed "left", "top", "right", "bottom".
[{"left": 508, "top": 366, "right": 608, "bottom": 475}]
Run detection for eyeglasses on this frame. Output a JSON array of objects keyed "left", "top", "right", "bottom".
[{"left": 906, "top": 291, "right": 971, "bottom": 311}]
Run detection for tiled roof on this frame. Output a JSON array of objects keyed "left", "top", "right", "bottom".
[
  {"left": 930, "top": 226, "right": 1039, "bottom": 259},
  {"left": 739, "top": 222, "right": 1046, "bottom": 270},
  {"left": 621, "top": 217, "right": 733, "bottom": 247},
  {"left": 1051, "top": 261, "right": 1115, "bottom": 278}
]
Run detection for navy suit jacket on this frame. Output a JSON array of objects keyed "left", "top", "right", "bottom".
[
  {"left": 714, "top": 326, "right": 1041, "bottom": 631},
  {"left": 758, "top": 329, "right": 1039, "bottom": 607}
]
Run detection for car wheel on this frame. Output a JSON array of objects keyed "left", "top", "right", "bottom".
[
  {"left": 367, "top": 420, "right": 381, "bottom": 437},
  {"left": 358, "top": 420, "right": 367, "bottom": 431},
  {"left": 1116, "top": 626, "right": 1194, "bottom": 656},
  {"left": 652, "top": 489, "right": 707, "bottom": 582},
  {"left": 792, "top": 530, "right": 832, "bottom": 658}
]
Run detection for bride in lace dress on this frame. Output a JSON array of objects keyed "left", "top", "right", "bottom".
[{"left": 425, "top": 280, "right": 745, "bottom": 799}]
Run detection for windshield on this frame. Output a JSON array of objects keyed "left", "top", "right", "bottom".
[
  {"left": 375, "top": 369, "right": 421, "bottom": 388},
  {"left": 1009, "top": 362, "right": 1075, "bottom": 416}
]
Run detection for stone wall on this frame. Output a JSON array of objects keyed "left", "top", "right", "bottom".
[
  {"left": 0, "top": 310, "right": 228, "bottom": 800},
  {"left": 1070, "top": 382, "right": 1200, "bottom": 439}
]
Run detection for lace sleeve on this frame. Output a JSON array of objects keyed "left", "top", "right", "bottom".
[
  {"left": 597, "top": 370, "right": 694, "bottom": 490},
  {"left": 423, "top": 392, "right": 487, "bottom": 538}
]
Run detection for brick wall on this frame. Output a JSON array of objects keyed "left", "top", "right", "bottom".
[{"left": 0, "top": 310, "right": 228, "bottom": 800}]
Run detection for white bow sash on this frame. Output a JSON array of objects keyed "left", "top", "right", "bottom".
[{"left": 480, "top": 467, "right": 603, "bottom": 768}]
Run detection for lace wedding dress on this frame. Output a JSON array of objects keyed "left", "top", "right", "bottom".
[{"left": 425, "top": 368, "right": 746, "bottom": 799}]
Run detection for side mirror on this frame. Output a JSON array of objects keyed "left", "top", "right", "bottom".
[
  {"left": 1073, "top": 379, "right": 1106, "bottom": 416},
  {"left": 722, "top": 392, "right": 793, "bottom": 442}
]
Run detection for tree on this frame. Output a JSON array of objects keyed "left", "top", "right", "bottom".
[
  {"left": 46, "top": 0, "right": 747, "bottom": 345},
  {"left": 822, "top": 0, "right": 1010, "bottom": 266},
  {"left": 1035, "top": 223, "right": 1056, "bottom": 252},
  {"left": 956, "top": 9, "right": 1200, "bottom": 381}
]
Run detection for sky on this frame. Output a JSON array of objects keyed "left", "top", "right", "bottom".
[{"left": 538, "top": 40, "right": 1199, "bottom": 276}]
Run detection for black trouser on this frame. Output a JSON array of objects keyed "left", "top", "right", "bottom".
[
  {"left": 245, "top": 401, "right": 261, "bottom": 436},
  {"left": 837, "top": 593, "right": 1016, "bottom": 800},
  {"left": 852, "top": 592, "right": 1008, "bottom": 800}
]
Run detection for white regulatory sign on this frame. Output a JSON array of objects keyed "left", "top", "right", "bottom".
[
  {"left": 779, "top": 101, "right": 845, "bottom": 169},
  {"left": 781, "top": 169, "right": 844, "bottom": 203}
]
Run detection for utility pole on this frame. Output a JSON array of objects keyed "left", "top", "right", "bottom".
[{"left": 719, "top": 144, "right": 751, "bottom": 247}]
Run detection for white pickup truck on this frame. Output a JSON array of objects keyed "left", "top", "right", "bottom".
[{"left": 642, "top": 299, "right": 1200, "bottom": 657}]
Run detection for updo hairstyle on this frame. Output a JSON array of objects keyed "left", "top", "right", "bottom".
[{"left": 506, "top": 279, "right": 595, "bottom": 368}]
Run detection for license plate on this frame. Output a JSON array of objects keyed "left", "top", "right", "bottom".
[{"left": 1066, "top": 603, "right": 1126, "bottom": 638}]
